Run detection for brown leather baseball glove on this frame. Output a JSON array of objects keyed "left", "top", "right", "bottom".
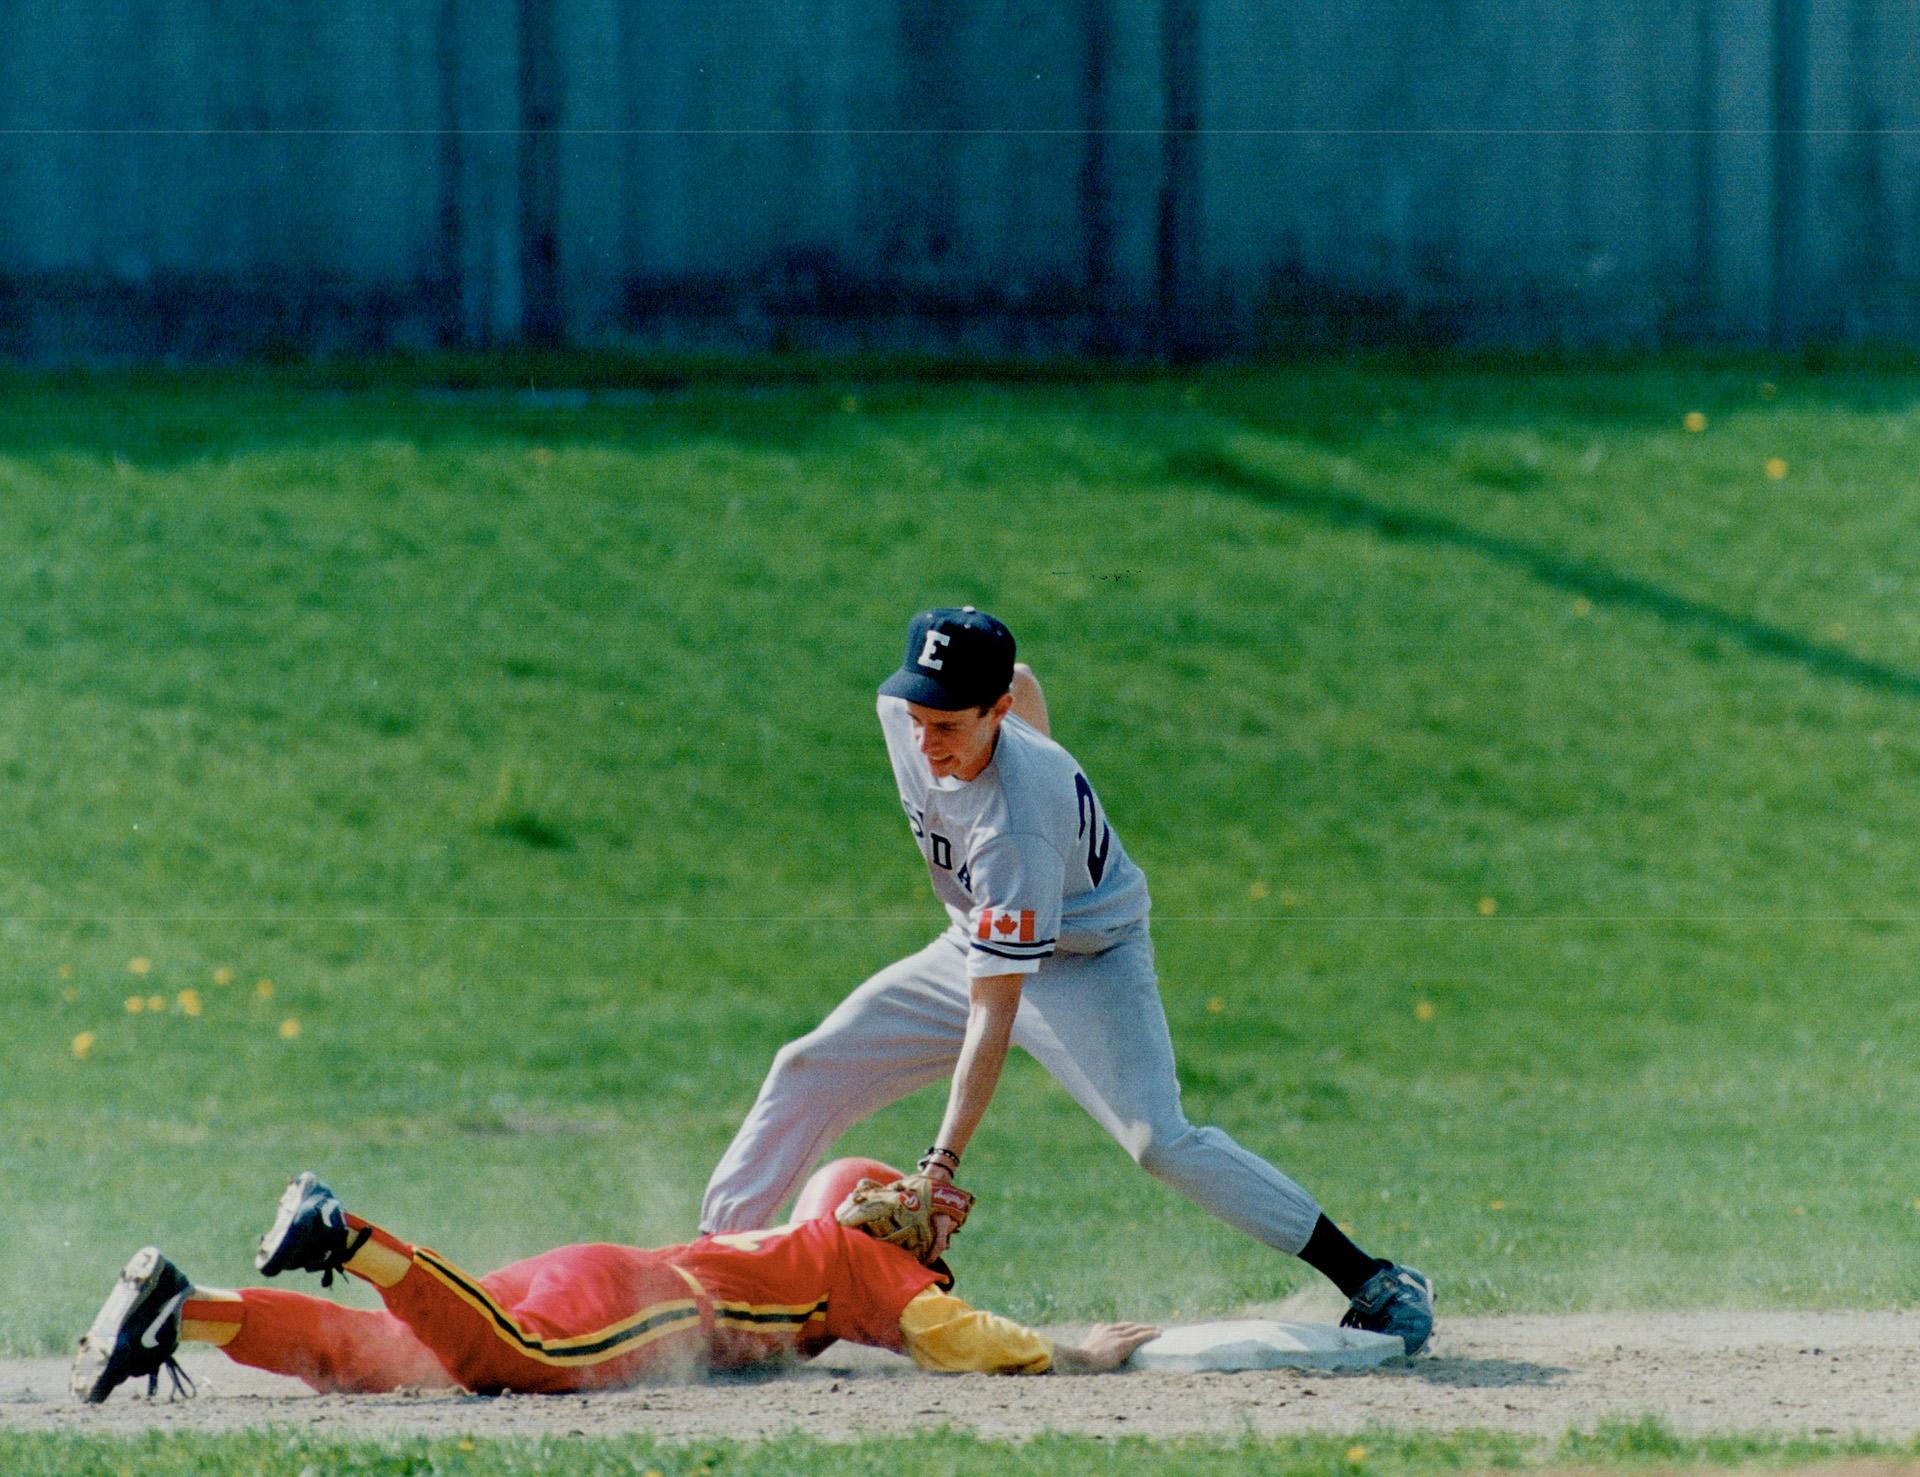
[{"left": 833, "top": 1174, "right": 976, "bottom": 1264}]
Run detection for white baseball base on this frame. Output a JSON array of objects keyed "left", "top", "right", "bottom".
[{"left": 1126, "top": 1319, "right": 1406, "bottom": 1372}]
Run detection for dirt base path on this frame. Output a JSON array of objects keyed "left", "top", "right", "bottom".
[{"left": 6, "top": 1309, "right": 1918, "bottom": 1443}]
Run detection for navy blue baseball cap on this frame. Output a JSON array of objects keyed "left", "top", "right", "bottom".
[{"left": 879, "top": 607, "right": 1017, "bottom": 710}]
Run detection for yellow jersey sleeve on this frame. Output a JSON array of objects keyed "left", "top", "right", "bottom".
[{"left": 896, "top": 1287, "right": 1054, "bottom": 1374}]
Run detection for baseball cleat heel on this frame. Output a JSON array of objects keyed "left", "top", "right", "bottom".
[
  {"left": 1340, "top": 1262, "right": 1435, "bottom": 1357},
  {"left": 70, "top": 1246, "right": 196, "bottom": 1404},
  {"left": 255, "top": 1171, "right": 366, "bottom": 1286}
]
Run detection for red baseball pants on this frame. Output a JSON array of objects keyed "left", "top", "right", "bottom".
[{"left": 187, "top": 1220, "right": 711, "bottom": 1394}]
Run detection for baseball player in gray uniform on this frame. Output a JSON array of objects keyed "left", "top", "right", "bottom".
[{"left": 701, "top": 607, "right": 1434, "bottom": 1353}]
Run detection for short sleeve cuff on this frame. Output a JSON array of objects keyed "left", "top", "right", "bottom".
[{"left": 966, "top": 943, "right": 1048, "bottom": 977}]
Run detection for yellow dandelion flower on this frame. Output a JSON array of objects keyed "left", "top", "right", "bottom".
[
  {"left": 177, "top": 990, "right": 203, "bottom": 1018},
  {"left": 146, "top": 995, "right": 166, "bottom": 1014},
  {"left": 213, "top": 967, "right": 235, "bottom": 986},
  {"left": 841, "top": 394, "right": 862, "bottom": 414},
  {"left": 1477, "top": 897, "right": 1498, "bottom": 916},
  {"left": 71, "top": 1031, "right": 96, "bottom": 1060},
  {"left": 1765, "top": 457, "right": 1788, "bottom": 480},
  {"left": 1279, "top": 888, "right": 1300, "bottom": 908},
  {"left": 1414, "top": 1001, "right": 1436, "bottom": 1022},
  {"left": 125, "top": 996, "right": 146, "bottom": 1014},
  {"left": 1206, "top": 996, "right": 1226, "bottom": 1014},
  {"left": 1911, "top": 1198, "right": 1920, "bottom": 1211},
  {"left": 1490, "top": 1199, "right": 1507, "bottom": 1211},
  {"left": 1247, "top": 880, "right": 1270, "bottom": 900},
  {"left": 61, "top": 987, "right": 78, "bottom": 1004},
  {"left": 57, "top": 963, "right": 74, "bottom": 980},
  {"left": 278, "top": 1017, "right": 302, "bottom": 1040},
  {"left": 457, "top": 1440, "right": 477, "bottom": 1453},
  {"left": 256, "top": 979, "right": 275, "bottom": 1001},
  {"left": 1346, "top": 1446, "right": 1368, "bottom": 1464},
  {"left": 1683, "top": 411, "right": 1707, "bottom": 433},
  {"left": 1759, "top": 381, "right": 1779, "bottom": 399},
  {"left": 128, "top": 957, "right": 152, "bottom": 976},
  {"left": 1572, "top": 596, "right": 1593, "bottom": 617}
]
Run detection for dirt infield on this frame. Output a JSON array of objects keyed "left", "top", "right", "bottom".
[{"left": 7, "top": 1307, "right": 1918, "bottom": 1443}]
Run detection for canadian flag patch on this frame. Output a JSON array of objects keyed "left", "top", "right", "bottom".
[{"left": 976, "top": 908, "right": 1036, "bottom": 943}]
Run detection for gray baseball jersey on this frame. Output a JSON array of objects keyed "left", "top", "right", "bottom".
[
  {"left": 876, "top": 695, "right": 1151, "bottom": 976},
  {"left": 700, "top": 693, "right": 1325, "bottom": 1251}
]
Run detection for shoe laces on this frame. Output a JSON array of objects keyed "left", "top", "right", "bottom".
[
  {"left": 146, "top": 1356, "right": 196, "bottom": 1401},
  {"left": 319, "top": 1224, "right": 373, "bottom": 1288}
]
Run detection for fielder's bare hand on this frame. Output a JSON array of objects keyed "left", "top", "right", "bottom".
[{"left": 1051, "top": 1322, "right": 1161, "bottom": 1373}]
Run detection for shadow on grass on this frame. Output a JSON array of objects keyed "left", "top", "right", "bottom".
[
  {"left": 0, "top": 350, "right": 1174, "bottom": 469},
  {"left": 484, "top": 810, "right": 575, "bottom": 851},
  {"left": 0, "top": 375, "right": 861, "bottom": 469},
  {"left": 1172, "top": 447, "right": 1920, "bottom": 703}
]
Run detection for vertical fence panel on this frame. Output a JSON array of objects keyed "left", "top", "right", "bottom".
[{"left": 0, "top": 1, "right": 1918, "bottom": 355}]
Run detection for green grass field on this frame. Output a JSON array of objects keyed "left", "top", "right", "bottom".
[
  {"left": 4, "top": 1421, "right": 1920, "bottom": 1477},
  {"left": 4, "top": 352, "right": 1919, "bottom": 1466}
]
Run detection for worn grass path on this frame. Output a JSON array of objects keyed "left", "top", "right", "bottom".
[{"left": 9, "top": 1307, "right": 1920, "bottom": 1444}]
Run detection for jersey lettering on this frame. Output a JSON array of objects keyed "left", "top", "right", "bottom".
[
  {"left": 879, "top": 694, "right": 1148, "bottom": 961},
  {"left": 918, "top": 629, "right": 951, "bottom": 670},
  {"left": 1074, "top": 773, "right": 1111, "bottom": 887},
  {"left": 904, "top": 800, "right": 959, "bottom": 878}
]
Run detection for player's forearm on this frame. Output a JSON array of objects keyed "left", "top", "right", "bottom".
[
  {"left": 898, "top": 1289, "right": 1054, "bottom": 1374},
  {"left": 1009, "top": 662, "right": 1050, "bottom": 736},
  {"left": 900, "top": 1305, "right": 1157, "bottom": 1376},
  {"left": 932, "top": 976, "right": 1022, "bottom": 1158}
]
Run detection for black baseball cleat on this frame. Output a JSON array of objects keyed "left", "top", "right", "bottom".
[
  {"left": 255, "top": 1171, "right": 367, "bottom": 1287},
  {"left": 1340, "top": 1262, "right": 1435, "bottom": 1356},
  {"left": 71, "top": 1246, "right": 197, "bottom": 1403}
]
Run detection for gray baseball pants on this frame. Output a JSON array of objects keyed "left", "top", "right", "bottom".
[{"left": 699, "top": 928, "right": 1325, "bottom": 1251}]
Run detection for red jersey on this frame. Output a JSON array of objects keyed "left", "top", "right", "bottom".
[{"left": 661, "top": 1217, "right": 946, "bottom": 1369}]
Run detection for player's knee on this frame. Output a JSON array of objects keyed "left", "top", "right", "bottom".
[
  {"left": 1131, "top": 1121, "right": 1201, "bottom": 1177},
  {"left": 769, "top": 1031, "right": 840, "bottom": 1081}
]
